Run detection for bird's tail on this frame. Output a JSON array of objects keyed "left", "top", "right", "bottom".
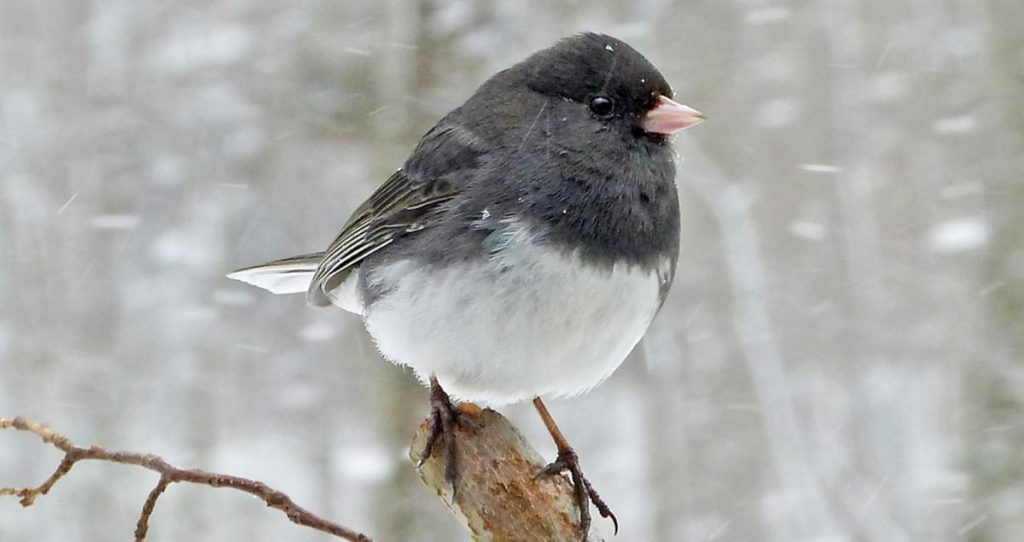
[{"left": 226, "top": 252, "right": 324, "bottom": 295}]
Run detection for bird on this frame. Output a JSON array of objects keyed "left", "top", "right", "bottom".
[{"left": 228, "top": 32, "right": 703, "bottom": 538}]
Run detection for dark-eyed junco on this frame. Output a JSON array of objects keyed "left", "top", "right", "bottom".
[{"left": 229, "top": 33, "right": 703, "bottom": 537}]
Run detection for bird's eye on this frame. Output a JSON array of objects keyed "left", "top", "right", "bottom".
[{"left": 588, "top": 96, "right": 614, "bottom": 118}]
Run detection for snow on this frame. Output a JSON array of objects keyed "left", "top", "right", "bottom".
[
  {"left": 1, "top": 3, "right": 1019, "bottom": 541},
  {"left": 335, "top": 446, "right": 395, "bottom": 482},
  {"left": 89, "top": 214, "right": 140, "bottom": 230},
  {"left": 932, "top": 115, "right": 978, "bottom": 134},
  {"left": 789, "top": 220, "right": 828, "bottom": 240},
  {"left": 755, "top": 98, "right": 799, "bottom": 127},
  {"left": 798, "top": 163, "right": 844, "bottom": 173},
  {"left": 150, "top": 23, "right": 252, "bottom": 73},
  {"left": 745, "top": 7, "right": 791, "bottom": 25},
  {"left": 927, "top": 217, "right": 989, "bottom": 254}
]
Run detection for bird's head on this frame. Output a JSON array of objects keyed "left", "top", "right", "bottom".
[{"left": 510, "top": 33, "right": 704, "bottom": 144}]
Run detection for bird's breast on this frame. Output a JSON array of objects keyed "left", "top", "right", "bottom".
[{"left": 359, "top": 219, "right": 670, "bottom": 404}]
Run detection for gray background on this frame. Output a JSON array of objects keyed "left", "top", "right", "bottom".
[{"left": 1, "top": 1, "right": 1022, "bottom": 540}]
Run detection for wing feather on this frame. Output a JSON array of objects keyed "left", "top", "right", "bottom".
[
  {"left": 306, "top": 171, "right": 458, "bottom": 305},
  {"left": 306, "top": 123, "right": 486, "bottom": 307}
]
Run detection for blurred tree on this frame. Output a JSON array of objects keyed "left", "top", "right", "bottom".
[{"left": 1, "top": 1, "right": 1021, "bottom": 540}]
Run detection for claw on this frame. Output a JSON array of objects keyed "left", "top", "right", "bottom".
[
  {"left": 417, "top": 375, "right": 467, "bottom": 497},
  {"left": 532, "top": 397, "right": 617, "bottom": 540},
  {"left": 417, "top": 407, "right": 444, "bottom": 467},
  {"left": 537, "top": 448, "right": 617, "bottom": 540},
  {"left": 581, "top": 474, "right": 618, "bottom": 535}
]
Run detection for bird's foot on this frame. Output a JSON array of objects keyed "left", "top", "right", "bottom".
[
  {"left": 417, "top": 376, "right": 471, "bottom": 497},
  {"left": 538, "top": 447, "right": 618, "bottom": 540}
]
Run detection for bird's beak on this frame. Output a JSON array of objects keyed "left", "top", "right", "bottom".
[{"left": 642, "top": 95, "right": 706, "bottom": 135}]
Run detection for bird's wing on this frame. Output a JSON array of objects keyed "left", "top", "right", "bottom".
[{"left": 307, "top": 122, "right": 486, "bottom": 306}]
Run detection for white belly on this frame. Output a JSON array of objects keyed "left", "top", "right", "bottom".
[{"left": 359, "top": 228, "right": 667, "bottom": 405}]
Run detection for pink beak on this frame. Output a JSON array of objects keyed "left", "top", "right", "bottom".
[{"left": 642, "top": 95, "right": 706, "bottom": 135}]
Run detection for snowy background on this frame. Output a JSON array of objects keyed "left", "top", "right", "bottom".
[{"left": 2, "top": 1, "right": 1022, "bottom": 541}]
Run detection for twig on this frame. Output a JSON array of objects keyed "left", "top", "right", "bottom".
[
  {"left": 135, "top": 476, "right": 170, "bottom": 541},
  {"left": 1, "top": 416, "right": 372, "bottom": 542}
]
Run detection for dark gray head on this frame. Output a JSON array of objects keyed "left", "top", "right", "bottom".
[
  {"left": 451, "top": 33, "right": 704, "bottom": 151},
  {"left": 505, "top": 33, "right": 703, "bottom": 143}
]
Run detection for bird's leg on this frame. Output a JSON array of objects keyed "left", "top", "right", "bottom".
[
  {"left": 418, "top": 375, "right": 468, "bottom": 497},
  {"left": 533, "top": 397, "right": 618, "bottom": 539}
]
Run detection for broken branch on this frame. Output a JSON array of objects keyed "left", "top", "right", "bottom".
[{"left": 410, "top": 406, "right": 605, "bottom": 542}]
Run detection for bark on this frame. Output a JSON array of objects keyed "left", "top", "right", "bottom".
[{"left": 409, "top": 406, "right": 603, "bottom": 542}]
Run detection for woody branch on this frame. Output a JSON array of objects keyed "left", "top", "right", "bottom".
[{"left": 0, "top": 416, "right": 371, "bottom": 542}]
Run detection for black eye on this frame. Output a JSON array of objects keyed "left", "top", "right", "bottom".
[{"left": 588, "top": 96, "right": 614, "bottom": 118}]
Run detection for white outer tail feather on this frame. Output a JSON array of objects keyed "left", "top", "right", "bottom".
[
  {"left": 227, "top": 253, "right": 363, "bottom": 314},
  {"left": 226, "top": 256, "right": 319, "bottom": 295}
]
